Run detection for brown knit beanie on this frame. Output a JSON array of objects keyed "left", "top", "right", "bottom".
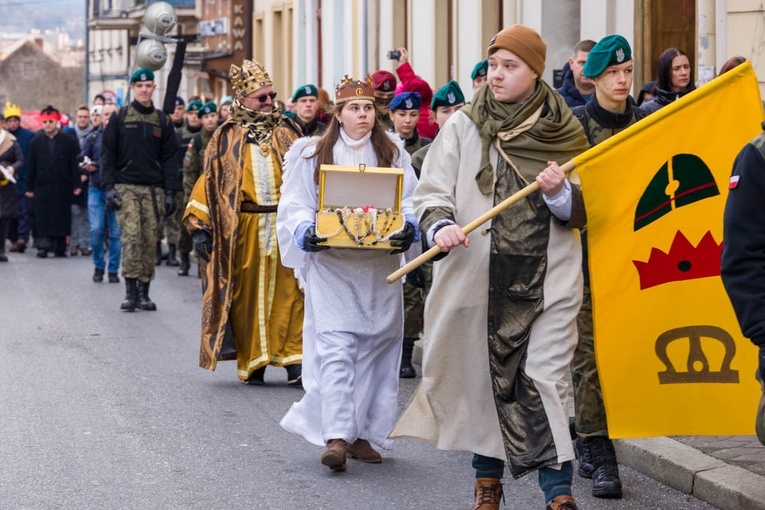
[{"left": 487, "top": 24, "right": 546, "bottom": 77}]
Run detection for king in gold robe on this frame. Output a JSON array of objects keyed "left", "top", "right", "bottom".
[{"left": 184, "top": 100, "right": 303, "bottom": 382}]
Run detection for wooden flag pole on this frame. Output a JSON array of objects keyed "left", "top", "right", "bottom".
[{"left": 386, "top": 160, "right": 577, "bottom": 284}]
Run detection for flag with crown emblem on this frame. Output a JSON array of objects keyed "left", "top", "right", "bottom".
[{"left": 575, "top": 62, "right": 765, "bottom": 437}]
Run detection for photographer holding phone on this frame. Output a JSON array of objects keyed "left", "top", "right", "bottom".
[{"left": 391, "top": 47, "right": 438, "bottom": 139}]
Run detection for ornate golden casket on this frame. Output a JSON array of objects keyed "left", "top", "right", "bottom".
[{"left": 315, "top": 163, "right": 405, "bottom": 249}]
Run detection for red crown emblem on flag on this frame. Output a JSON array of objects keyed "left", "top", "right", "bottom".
[{"left": 632, "top": 230, "right": 722, "bottom": 290}]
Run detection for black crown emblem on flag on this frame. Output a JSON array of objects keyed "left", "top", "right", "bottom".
[{"left": 655, "top": 325, "right": 739, "bottom": 384}]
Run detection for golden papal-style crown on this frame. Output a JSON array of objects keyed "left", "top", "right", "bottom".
[
  {"left": 335, "top": 75, "right": 375, "bottom": 104},
  {"left": 229, "top": 59, "right": 272, "bottom": 99}
]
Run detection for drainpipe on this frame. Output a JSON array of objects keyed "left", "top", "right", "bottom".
[{"left": 84, "top": 0, "right": 90, "bottom": 104}]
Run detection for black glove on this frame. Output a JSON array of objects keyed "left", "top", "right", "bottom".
[
  {"left": 389, "top": 222, "right": 416, "bottom": 255},
  {"left": 193, "top": 230, "right": 213, "bottom": 262},
  {"left": 105, "top": 187, "right": 121, "bottom": 211},
  {"left": 406, "top": 266, "right": 425, "bottom": 288},
  {"left": 303, "top": 226, "right": 329, "bottom": 252},
  {"left": 164, "top": 192, "right": 177, "bottom": 217}
]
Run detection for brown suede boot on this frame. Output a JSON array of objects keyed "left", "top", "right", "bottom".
[
  {"left": 320, "top": 439, "right": 348, "bottom": 472},
  {"left": 546, "top": 495, "right": 579, "bottom": 510},
  {"left": 347, "top": 439, "right": 382, "bottom": 463},
  {"left": 471, "top": 478, "right": 503, "bottom": 510}
]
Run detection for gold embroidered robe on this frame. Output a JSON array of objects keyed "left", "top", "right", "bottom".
[{"left": 184, "top": 121, "right": 303, "bottom": 379}]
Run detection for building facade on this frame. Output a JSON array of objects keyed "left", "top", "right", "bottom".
[
  {"left": 85, "top": 0, "right": 765, "bottom": 108},
  {"left": 87, "top": 0, "right": 200, "bottom": 107},
  {"left": 260, "top": 0, "right": 765, "bottom": 103}
]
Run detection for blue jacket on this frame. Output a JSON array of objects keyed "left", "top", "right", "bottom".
[
  {"left": 555, "top": 62, "right": 592, "bottom": 109},
  {"left": 81, "top": 126, "right": 104, "bottom": 190},
  {"left": 7, "top": 126, "right": 34, "bottom": 196}
]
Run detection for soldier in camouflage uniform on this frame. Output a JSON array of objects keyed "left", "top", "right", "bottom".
[
  {"left": 371, "top": 70, "right": 396, "bottom": 130},
  {"left": 410, "top": 80, "right": 466, "bottom": 175},
  {"left": 159, "top": 99, "right": 202, "bottom": 267},
  {"left": 101, "top": 68, "right": 179, "bottom": 312},
  {"left": 178, "top": 101, "right": 218, "bottom": 276},
  {"left": 388, "top": 91, "right": 432, "bottom": 378},
  {"left": 569, "top": 35, "right": 646, "bottom": 500},
  {"left": 406, "top": 80, "right": 467, "bottom": 373}
]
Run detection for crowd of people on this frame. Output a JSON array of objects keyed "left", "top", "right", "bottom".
[{"left": 1, "top": 23, "right": 762, "bottom": 510}]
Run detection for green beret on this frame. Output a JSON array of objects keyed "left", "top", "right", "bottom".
[
  {"left": 583, "top": 34, "right": 632, "bottom": 79},
  {"left": 186, "top": 100, "right": 203, "bottom": 112},
  {"left": 197, "top": 101, "right": 217, "bottom": 118},
  {"left": 292, "top": 84, "right": 319, "bottom": 102},
  {"left": 431, "top": 80, "right": 465, "bottom": 109},
  {"left": 130, "top": 68, "right": 154, "bottom": 84},
  {"left": 471, "top": 60, "right": 488, "bottom": 80}
]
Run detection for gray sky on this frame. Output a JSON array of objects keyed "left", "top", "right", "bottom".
[{"left": 0, "top": 0, "right": 85, "bottom": 41}]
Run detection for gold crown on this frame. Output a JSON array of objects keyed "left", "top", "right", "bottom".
[
  {"left": 3, "top": 101, "right": 21, "bottom": 119},
  {"left": 335, "top": 75, "right": 375, "bottom": 104},
  {"left": 229, "top": 59, "right": 272, "bottom": 99}
]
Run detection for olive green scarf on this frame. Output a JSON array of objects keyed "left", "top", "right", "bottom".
[{"left": 462, "top": 80, "right": 589, "bottom": 194}]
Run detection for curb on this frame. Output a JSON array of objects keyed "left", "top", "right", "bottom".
[{"left": 615, "top": 437, "right": 765, "bottom": 510}]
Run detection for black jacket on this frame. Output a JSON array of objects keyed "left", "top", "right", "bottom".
[
  {"left": 100, "top": 100, "right": 179, "bottom": 191},
  {"left": 721, "top": 122, "right": 765, "bottom": 348},
  {"left": 639, "top": 84, "right": 696, "bottom": 114},
  {"left": 26, "top": 131, "right": 80, "bottom": 237}
]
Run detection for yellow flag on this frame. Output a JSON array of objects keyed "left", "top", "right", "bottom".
[{"left": 576, "top": 62, "right": 765, "bottom": 438}]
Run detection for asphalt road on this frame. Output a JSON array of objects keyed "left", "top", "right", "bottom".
[{"left": 0, "top": 252, "right": 718, "bottom": 509}]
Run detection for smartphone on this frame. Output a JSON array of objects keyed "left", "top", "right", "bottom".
[{"left": 387, "top": 50, "right": 401, "bottom": 60}]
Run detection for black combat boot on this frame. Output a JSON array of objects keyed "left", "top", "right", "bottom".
[
  {"left": 574, "top": 435, "right": 594, "bottom": 478},
  {"left": 155, "top": 242, "right": 163, "bottom": 266},
  {"left": 177, "top": 252, "right": 190, "bottom": 276},
  {"left": 587, "top": 436, "right": 623, "bottom": 499},
  {"left": 121, "top": 278, "right": 138, "bottom": 312},
  {"left": 137, "top": 280, "right": 157, "bottom": 311},
  {"left": 166, "top": 243, "right": 179, "bottom": 266},
  {"left": 399, "top": 338, "right": 417, "bottom": 378}
]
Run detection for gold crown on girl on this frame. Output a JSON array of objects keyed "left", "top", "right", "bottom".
[
  {"left": 335, "top": 75, "right": 375, "bottom": 104},
  {"left": 229, "top": 59, "right": 272, "bottom": 99}
]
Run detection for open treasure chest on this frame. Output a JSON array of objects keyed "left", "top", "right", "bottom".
[{"left": 315, "top": 163, "right": 405, "bottom": 249}]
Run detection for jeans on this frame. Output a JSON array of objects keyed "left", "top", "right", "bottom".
[
  {"left": 88, "top": 188, "right": 122, "bottom": 273},
  {"left": 71, "top": 204, "right": 90, "bottom": 250},
  {"left": 472, "top": 454, "right": 573, "bottom": 502}
]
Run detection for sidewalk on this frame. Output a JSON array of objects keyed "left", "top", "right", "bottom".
[
  {"left": 411, "top": 344, "right": 765, "bottom": 509},
  {"left": 616, "top": 434, "right": 765, "bottom": 510}
]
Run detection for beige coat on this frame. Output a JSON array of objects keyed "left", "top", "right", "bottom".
[{"left": 390, "top": 112, "right": 583, "bottom": 473}]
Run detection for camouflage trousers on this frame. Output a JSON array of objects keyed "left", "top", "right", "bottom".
[
  {"left": 156, "top": 192, "right": 184, "bottom": 246},
  {"left": 572, "top": 284, "right": 609, "bottom": 439},
  {"left": 116, "top": 184, "right": 165, "bottom": 282},
  {"left": 403, "top": 261, "right": 433, "bottom": 339}
]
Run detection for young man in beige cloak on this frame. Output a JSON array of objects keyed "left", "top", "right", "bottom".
[{"left": 391, "top": 25, "right": 589, "bottom": 510}]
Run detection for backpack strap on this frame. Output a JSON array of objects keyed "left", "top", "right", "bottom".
[{"left": 571, "top": 105, "right": 593, "bottom": 145}]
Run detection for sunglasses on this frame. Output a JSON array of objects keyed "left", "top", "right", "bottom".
[{"left": 249, "top": 91, "right": 277, "bottom": 103}]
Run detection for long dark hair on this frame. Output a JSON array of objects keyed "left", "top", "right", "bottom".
[
  {"left": 656, "top": 48, "right": 695, "bottom": 93},
  {"left": 309, "top": 100, "right": 399, "bottom": 184}
]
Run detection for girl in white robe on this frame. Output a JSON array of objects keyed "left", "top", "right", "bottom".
[{"left": 276, "top": 76, "right": 418, "bottom": 472}]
